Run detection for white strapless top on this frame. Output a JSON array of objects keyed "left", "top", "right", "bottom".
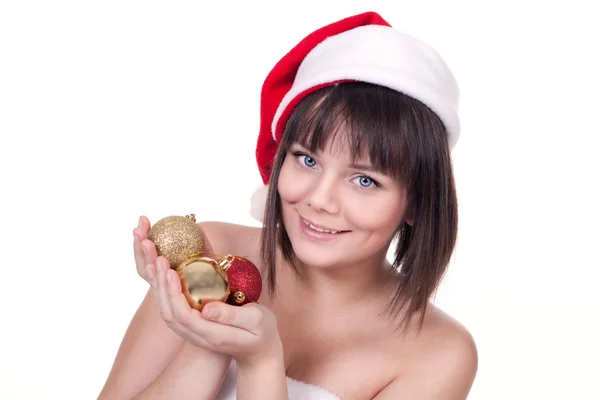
[{"left": 215, "top": 360, "right": 341, "bottom": 400}]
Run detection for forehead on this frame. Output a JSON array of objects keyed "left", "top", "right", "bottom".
[
  {"left": 291, "top": 109, "right": 371, "bottom": 159},
  {"left": 281, "top": 84, "right": 409, "bottom": 181}
]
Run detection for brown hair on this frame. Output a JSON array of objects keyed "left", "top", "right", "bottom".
[{"left": 260, "top": 82, "right": 458, "bottom": 330}]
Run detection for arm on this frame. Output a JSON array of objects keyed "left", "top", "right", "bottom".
[
  {"left": 97, "top": 288, "right": 186, "bottom": 399},
  {"left": 184, "top": 301, "right": 289, "bottom": 400},
  {"left": 236, "top": 345, "right": 288, "bottom": 400},
  {"left": 98, "top": 288, "right": 232, "bottom": 399},
  {"left": 133, "top": 341, "right": 232, "bottom": 400},
  {"left": 98, "top": 219, "right": 240, "bottom": 399}
]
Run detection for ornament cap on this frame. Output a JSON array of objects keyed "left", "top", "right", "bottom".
[
  {"left": 217, "top": 256, "right": 233, "bottom": 271},
  {"left": 185, "top": 213, "right": 197, "bottom": 222},
  {"left": 233, "top": 291, "right": 246, "bottom": 304}
]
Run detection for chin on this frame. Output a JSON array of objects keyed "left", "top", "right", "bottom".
[{"left": 291, "top": 242, "right": 345, "bottom": 269}]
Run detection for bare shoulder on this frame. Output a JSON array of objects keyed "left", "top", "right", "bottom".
[
  {"left": 196, "top": 221, "right": 263, "bottom": 261},
  {"left": 377, "top": 305, "right": 478, "bottom": 399},
  {"left": 418, "top": 304, "right": 478, "bottom": 360},
  {"left": 422, "top": 305, "right": 477, "bottom": 374}
]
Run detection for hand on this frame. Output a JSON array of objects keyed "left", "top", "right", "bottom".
[
  {"left": 132, "top": 216, "right": 157, "bottom": 283},
  {"left": 147, "top": 256, "right": 282, "bottom": 367}
]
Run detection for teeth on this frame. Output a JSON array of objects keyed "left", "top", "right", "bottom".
[{"left": 303, "top": 219, "right": 340, "bottom": 234}]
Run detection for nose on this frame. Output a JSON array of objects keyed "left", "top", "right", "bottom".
[{"left": 305, "top": 173, "right": 340, "bottom": 215}]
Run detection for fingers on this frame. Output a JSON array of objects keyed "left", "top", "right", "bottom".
[
  {"left": 141, "top": 239, "right": 158, "bottom": 262},
  {"left": 202, "top": 302, "right": 265, "bottom": 334},
  {"left": 133, "top": 217, "right": 146, "bottom": 267},
  {"left": 165, "top": 268, "right": 194, "bottom": 325},
  {"left": 133, "top": 216, "right": 158, "bottom": 282},
  {"left": 153, "top": 256, "right": 175, "bottom": 322},
  {"left": 133, "top": 216, "right": 149, "bottom": 249},
  {"left": 155, "top": 260, "right": 214, "bottom": 348},
  {"left": 134, "top": 215, "right": 150, "bottom": 239}
]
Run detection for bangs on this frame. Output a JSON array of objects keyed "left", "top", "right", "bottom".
[{"left": 280, "top": 82, "right": 438, "bottom": 183}]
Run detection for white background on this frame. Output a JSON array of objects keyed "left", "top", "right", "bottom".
[{"left": 1, "top": 1, "right": 599, "bottom": 399}]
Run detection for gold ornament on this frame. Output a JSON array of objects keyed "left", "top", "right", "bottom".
[
  {"left": 176, "top": 256, "right": 229, "bottom": 311},
  {"left": 147, "top": 214, "right": 205, "bottom": 269}
]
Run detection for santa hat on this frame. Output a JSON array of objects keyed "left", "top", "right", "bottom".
[{"left": 250, "top": 11, "right": 460, "bottom": 222}]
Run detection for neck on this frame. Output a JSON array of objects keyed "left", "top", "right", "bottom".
[{"left": 288, "top": 248, "right": 396, "bottom": 310}]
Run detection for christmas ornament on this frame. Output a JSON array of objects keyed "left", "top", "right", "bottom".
[
  {"left": 145, "top": 213, "right": 262, "bottom": 311},
  {"left": 147, "top": 214, "right": 205, "bottom": 269},
  {"left": 176, "top": 255, "right": 229, "bottom": 311},
  {"left": 220, "top": 256, "right": 262, "bottom": 306}
]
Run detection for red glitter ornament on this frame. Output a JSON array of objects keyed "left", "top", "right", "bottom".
[{"left": 218, "top": 256, "right": 262, "bottom": 306}]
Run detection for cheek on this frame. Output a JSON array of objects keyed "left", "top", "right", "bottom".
[
  {"left": 345, "top": 192, "right": 406, "bottom": 232},
  {"left": 277, "top": 157, "right": 311, "bottom": 204}
]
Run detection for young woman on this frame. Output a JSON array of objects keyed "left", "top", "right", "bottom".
[{"left": 99, "top": 11, "right": 478, "bottom": 400}]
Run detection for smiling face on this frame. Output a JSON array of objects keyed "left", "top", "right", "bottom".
[
  {"left": 260, "top": 82, "right": 458, "bottom": 327},
  {"left": 277, "top": 138, "right": 410, "bottom": 269}
]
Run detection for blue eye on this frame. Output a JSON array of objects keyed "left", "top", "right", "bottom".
[
  {"left": 303, "top": 156, "right": 316, "bottom": 167},
  {"left": 358, "top": 176, "right": 373, "bottom": 187},
  {"left": 295, "top": 153, "right": 316, "bottom": 168},
  {"left": 354, "top": 175, "right": 377, "bottom": 188}
]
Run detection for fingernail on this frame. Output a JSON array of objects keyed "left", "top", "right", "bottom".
[
  {"left": 156, "top": 258, "right": 162, "bottom": 270},
  {"left": 138, "top": 217, "right": 143, "bottom": 228},
  {"left": 207, "top": 307, "right": 218, "bottom": 319},
  {"left": 166, "top": 270, "right": 171, "bottom": 283}
]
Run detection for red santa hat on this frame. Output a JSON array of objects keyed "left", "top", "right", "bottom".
[{"left": 250, "top": 11, "right": 460, "bottom": 222}]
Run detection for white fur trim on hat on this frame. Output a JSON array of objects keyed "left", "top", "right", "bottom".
[
  {"left": 271, "top": 25, "right": 460, "bottom": 149},
  {"left": 249, "top": 184, "right": 269, "bottom": 223}
]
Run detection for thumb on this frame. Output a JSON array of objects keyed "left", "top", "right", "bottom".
[{"left": 202, "top": 302, "right": 262, "bottom": 333}]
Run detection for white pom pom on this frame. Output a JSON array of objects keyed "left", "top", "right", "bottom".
[{"left": 249, "top": 184, "right": 269, "bottom": 223}]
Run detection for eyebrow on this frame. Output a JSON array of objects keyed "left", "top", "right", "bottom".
[{"left": 349, "top": 162, "right": 377, "bottom": 172}]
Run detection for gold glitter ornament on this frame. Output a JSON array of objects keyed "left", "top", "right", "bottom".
[{"left": 147, "top": 214, "right": 205, "bottom": 269}]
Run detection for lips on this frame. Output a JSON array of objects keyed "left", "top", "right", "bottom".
[{"left": 300, "top": 216, "right": 349, "bottom": 235}]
